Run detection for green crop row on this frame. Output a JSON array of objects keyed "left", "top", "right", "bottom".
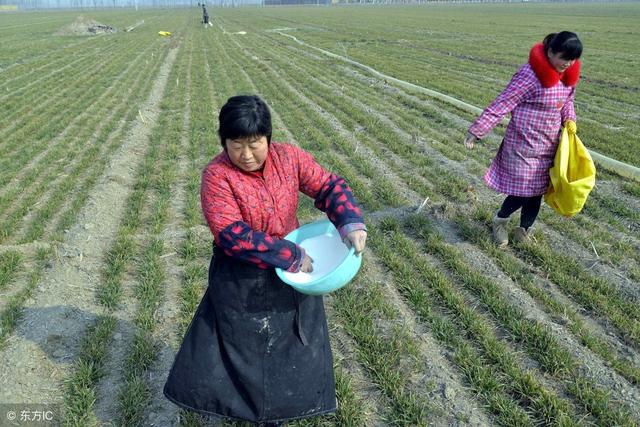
[
  {"left": 221, "top": 4, "right": 640, "bottom": 165},
  {"left": 454, "top": 212, "right": 640, "bottom": 386},
  {"left": 405, "top": 214, "right": 637, "bottom": 425},
  {"left": 62, "top": 26, "right": 186, "bottom": 427}
]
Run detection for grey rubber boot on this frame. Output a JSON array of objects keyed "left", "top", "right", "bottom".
[
  {"left": 492, "top": 214, "right": 509, "bottom": 247},
  {"left": 512, "top": 226, "right": 530, "bottom": 244}
]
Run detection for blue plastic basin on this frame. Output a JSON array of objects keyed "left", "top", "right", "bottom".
[{"left": 276, "top": 220, "right": 362, "bottom": 295}]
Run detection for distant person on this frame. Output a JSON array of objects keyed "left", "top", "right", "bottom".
[
  {"left": 163, "top": 95, "right": 367, "bottom": 426},
  {"left": 463, "top": 31, "right": 583, "bottom": 246},
  {"left": 202, "top": 4, "right": 209, "bottom": 26}
]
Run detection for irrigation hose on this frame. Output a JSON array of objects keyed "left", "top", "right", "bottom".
[{"left": 277, "top": 32, "right": 640, "bottom": 183}]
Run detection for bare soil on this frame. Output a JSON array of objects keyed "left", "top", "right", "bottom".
[{"left": 55, "top": 16, "right": 116, "bottom": 36}]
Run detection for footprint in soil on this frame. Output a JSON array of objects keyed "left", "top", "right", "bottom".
[{"left": 15, "top": 305, "right": 101, "bottom": 363}]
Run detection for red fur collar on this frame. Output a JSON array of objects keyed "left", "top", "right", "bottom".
[{"left": 528, "top": 43, "right": 580, "bottom": 88}]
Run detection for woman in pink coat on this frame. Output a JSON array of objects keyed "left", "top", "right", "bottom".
[{"left": 464, "top": 31, "right": 582, "bottom": 246}]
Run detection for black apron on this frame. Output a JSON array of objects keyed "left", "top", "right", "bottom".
[{"left": 163, "top": 248, "right": 336, "bottom": 423}]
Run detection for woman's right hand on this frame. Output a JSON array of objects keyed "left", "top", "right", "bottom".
[
  {"left": 464, "top": 132, "right": 478, "bottom": 150},
  {"left": 300, "top": 254, "right": 314, "bottom": 273}
]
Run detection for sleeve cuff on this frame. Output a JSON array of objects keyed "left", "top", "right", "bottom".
[
  {"left": 469, "top": 120, "right": 492, "bottom": 139},
  {"left": 338, "top": 222, "right": 367, "bottom": 240},
  {"left": 286, "top": 245, "right": 306, "bottom": 273}
]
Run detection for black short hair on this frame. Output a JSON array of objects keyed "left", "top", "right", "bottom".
[
  {"left": 218, "top": 95, "right": 272, "bottom": 147},
  {"left": 543, "top": 31, "right": 583, "bottom": 61}
]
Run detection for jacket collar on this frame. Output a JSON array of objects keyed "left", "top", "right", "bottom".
[{"left": 529, "top": 43, "right": 580, "bottom": 88}]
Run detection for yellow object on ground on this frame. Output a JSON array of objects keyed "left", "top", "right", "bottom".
[
  {"left": 158, "top": 31, "right": 171, "bottom": 36},
  {"left": 544, "top": 120, "right": 596, "bottom": 217}
]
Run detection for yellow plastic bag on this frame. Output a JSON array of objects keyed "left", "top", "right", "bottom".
[
  {"left": 544, "top": 121, "right": 596, "bottom": 217},
  {"left": 158, "top": 31, "right": 172, "bottom": 36}
]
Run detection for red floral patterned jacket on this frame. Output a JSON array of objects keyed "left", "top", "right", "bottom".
[{"left": 201, "top": 142, "right": 366, "bottom": 272}]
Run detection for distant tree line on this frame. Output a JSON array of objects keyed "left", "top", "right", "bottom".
[
  {"left": 1, "top": 0, "right": 635, "bottom": 10},
  {"left": 1, "top": 0, "right": 200, "bottom": 8}
]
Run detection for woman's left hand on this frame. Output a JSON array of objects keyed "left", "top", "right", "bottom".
[{"left": 343, "top": 230, "right": 367, "bottom": 256}]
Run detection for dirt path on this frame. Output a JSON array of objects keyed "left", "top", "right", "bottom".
[
  {"left": 144, "top": 40, "right": 195, "bottom": 427},
  {"left": 91, "top": 44, "right": 180, "bottom": 426},
  {"left": 0, "top": 46, "right": 179, "bottom": 417}
]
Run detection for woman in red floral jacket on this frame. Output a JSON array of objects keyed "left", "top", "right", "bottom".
[{"left": 164, "top": 95, "right": 367, "bottom": 426}]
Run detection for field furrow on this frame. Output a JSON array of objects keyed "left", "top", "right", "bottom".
[{"left": 0, "top": 31, "right": 180, "bottom": 425}]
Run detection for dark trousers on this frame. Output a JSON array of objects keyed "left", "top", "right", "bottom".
[{"left": 497, "top": 195, "right": 542, "bottom": 230}]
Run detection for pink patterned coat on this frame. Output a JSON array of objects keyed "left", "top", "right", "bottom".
[{"left": 469, "top": 43, "right": 580, "bottom": 197}]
